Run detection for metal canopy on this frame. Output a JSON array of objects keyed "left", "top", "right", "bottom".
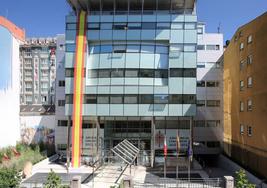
[
  {"left": 67, "top": 0, "right": 196, "bottom": 12},
  {"left": 111, "top": 139, "right": 139, "bottom": 165}
]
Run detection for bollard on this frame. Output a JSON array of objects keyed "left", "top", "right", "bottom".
[
  {"left": 224, "top": 176, "right": 234, "bottom": 188},
  {"left": 71, "top": 176, "right": 81, "bottom": 188},
  {"left": 122, "top": 176, "right": 133, "bottom": 188}
]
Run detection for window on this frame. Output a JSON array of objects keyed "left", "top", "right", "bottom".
[
  {"left": 101, "top": 45, "right": 113, "bottom": 53},
  {"left": 125, "top": 69, "right": 138, "bottom": 77},
  {"left": 206, "top": 100, "right": 220, "bottom": 107},
  {"left": 197, "top": 62, "right": 205, "bottom": 68},
  {"left": 139, "top": 95, "right": 153, "bottom": 104},
  {"left": 141, "top": 45, "right": 155, "bottom": 53},
  {"left": 194, "top": 120, "right": 205, "bottom": 127},
  {"left": 59, "top": 80, "right": 65, "bottom": 87},
  {"left": 197, "top": 27, "right": 203, "bottom": 34},
  {"left": 66, "top": 23, "right": 76, "bottom": 30},
  {"left": 113, "top": 45, "right": 126, "bottom": 53},
  {"left": 100, "top": 23, "right": 112, "bottom": 30},
  {"left": 88, "top": 23, "right": 100, "bottom": 30},
  {"left": 240, "top": 80, "right": 244, "bottom": 91},
  {"left": 197, "top": 81, "right": 205, "bottom": 87},
  {"left": 171, "top": 23, "right": 183, "bottom": 29},
  {"left": 183, "top": 69, "right": 196, "bottom": 77},
  {"left": 157, "top": 22, "right": 170, "bottom": 29},
  {"left": 206, "top": 81, "right": 219, "bottom": 87},
  {"left": 84, "top": 95, "right": 97, "bottom": 104},
  {"left": 240, "top": 101, "right": 244, "bottom": 112},
  {"left": 240, "top": 60, "right": 245, "bottom": 70},
  {"left": 183, "top": 95, "right": 196, "bottom": 104},
  {"left": 126, "top": 45, "right": 140, "bottom": 53},
  {"left": 139, "top": 69, "right": 154, "bottom": 77},
  {"left": 113, "top": 23, "right": 127, "bottom": 30},
  {"left": 66, "top": 43, "right": 76, "bottom": 52},
  {"left": 58, "top": 100, "right": 65, "bottom": 106},
  {"left": 124, "top": 95, "right": 138, "bottom": 104},
  {"left": 247, "top": 99, "right": 252, "bottom": 111},
  {"left": 169, "top": 95, "right": 182, "bottom": 104},
  {"left": 65, "top": 68, "right": 74, "bottom": 77},
  {"left": 155, "top": 70, "right": 168, "bottom": 79},
  {"left": 58, "top": 120, "right": 68, "bottom": 127},
  {"left": 110, "top": 95, "right": 123, "bottom": 104},
  {"left": 197, "top": 45, "right": 205, "bottom": 50},
  {"left": 88, "top": 70, "right": 98, "bottom": 78},
  {"left": 99, "top": 69, "right": 111, "bottom": 78},
  {"left": 142, "top": 22, "right": 156, "bottom": 30},
  {"left": 247, "top": 55, "right": 253, "bottom": 65},
  {"left": 247, "top": 126, "right": 252, "bottom": 136},
  {"left": 128, "top": 23, "right": 141, "bottom": 29},
  {"left": 154, "top": 95, "right": 168, "bottom": 104},
  {"left": 247, "top": 35, "right": 252, "bottom": 44},
  {"left": 206, "top": 120, "right": 220, "bottom": 127},
  {"left": 240, "top": 124, "right": 244, "bottom": 135},
  {"left": 170, "top": 68, "right": 182, "bottom": 77},
  {"left": 197, "top": 100, "right": 205, "bottom": 107},
  {"left": 247, "top": 76, "right": 252, "bottom": 88},
  {"left": 65, "top": 94, "right": 73, "bottom": 104},
  {"left": 206, "top": 45, "right": 220, "bottom": 50},
  {"left": 65, "top": 68, "right": 85, "bottom": 77},
  {"left": 184, "top": 45, "right": 196, "bottom": 52},
  {"left": 184, "top": 23, "right": 196, "bottom": 29},
  {"left": 97, "top": 95, "right": 109, "bottom": 104},
  {"left": 240, "top": 43, "right": 244, "bottom": 51},
  {"left": 89, "top": 45, "right": 100, "bottom": 54},
  {"left": 111, "top": 69, "right": 124, "bottom": 77},
  {"left": 156, "top": 45, "right": 168, "bottom": 54}
]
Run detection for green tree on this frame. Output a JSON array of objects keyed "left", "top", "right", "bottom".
[
  {"left": 44, "top": 169, "right": 62, "bottom": 188},
  {"left": 0, "top": 167, "right": 21, "bottom": 188},
  {"left": 235, "top": 169, "right": 256, "bottom": 188}
]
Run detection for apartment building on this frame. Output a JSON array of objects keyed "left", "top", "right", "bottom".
[
  {"left": 62, "top": 0, "right": 198, "bottom": 167},
  {"left": 54, "top": 34, "right": 68, "bottom": 152},
  {"left": 0, "top": 16, "right": 25, "bottom": 147},
  {"left": 224, "top": 12, "right": 267, "bottom": 178},
  {"left": 194, "top": 23, "right": 224, "bottom": 155},
  {"left": 20, "top": 37, "right": 56, "bottom": 105}
]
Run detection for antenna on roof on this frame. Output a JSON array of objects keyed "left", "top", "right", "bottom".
[{"left": 217, "top": 22, "right": 221, "bottom": 33}]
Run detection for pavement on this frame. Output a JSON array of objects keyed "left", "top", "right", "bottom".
[{"left": 22, "top": 156, "right": 219, "bottom": 188}]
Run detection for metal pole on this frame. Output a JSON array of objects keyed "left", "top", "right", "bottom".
[{"left": 67, "top": 116, "right": 71, "bottom": 172}]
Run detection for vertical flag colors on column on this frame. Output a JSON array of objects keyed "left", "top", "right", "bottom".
[
  {"left": 72, "top": 11, "right": 87, "bottom": 168},
  {"left": 164, "top": 135, "right": 167, "bottom": 158}
]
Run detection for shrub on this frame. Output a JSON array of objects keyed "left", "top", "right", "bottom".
[
  {"left": 15, "top": 143, "right": 27, "bottom": 153},
  {"left": 44, "top": 169, "right": 62, "bottom": 188},
  {"left": 235, "top": 169, "right": 256, "bottom": 188},
  {"left": 0, "top": 151, "right": 3, "bottom": 163},
  {"left": 0, "top": 167, "right": 21, "bottom": 188},
  {"left": 5, "top": 147, "right": 14, "bottom": 159}
]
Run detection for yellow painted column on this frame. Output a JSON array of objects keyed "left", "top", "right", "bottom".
[{"left": 72, "top": 11, "right": 87, "bottom": 168}]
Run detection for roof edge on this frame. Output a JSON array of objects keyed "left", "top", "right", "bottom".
[{"left": 0, "top": 16, "right": 25, "bottom": 41}]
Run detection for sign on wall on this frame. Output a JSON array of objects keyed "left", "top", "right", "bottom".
[
  {"left": 155, "top": 129, "right": 190, "bottom": 150},
  {"left": 82, "top": 128, "right": 104, "bottom": 156}
]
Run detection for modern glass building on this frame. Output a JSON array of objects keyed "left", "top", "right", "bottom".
[{"left": 64, "top": 0, "right": 197, "bottom": 167}]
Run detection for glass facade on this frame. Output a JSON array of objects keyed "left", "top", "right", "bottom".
[
  {"left": 64, "top": 1, "right": 197, "bottom": 164},
  {"left": 65, "top": 14, "right": 197, "bottom": 117}
]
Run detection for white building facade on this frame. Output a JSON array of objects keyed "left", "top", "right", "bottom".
[
  {"left": 0, "top": 16, "right": 25, "bottom": 147},
  {"left": 194, "top": 23, "right": 224, "bottom": 155},
  {"left": 54, "top": 34, "right": 68, "bottom": 152}
]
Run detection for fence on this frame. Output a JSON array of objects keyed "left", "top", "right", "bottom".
[{"left": 133, "top": 178, "right": 224, "bottom": 188}]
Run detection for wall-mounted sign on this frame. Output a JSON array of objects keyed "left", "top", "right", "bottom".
[{"left": 155, "top": 129, "right": 190, "bottom": 150}]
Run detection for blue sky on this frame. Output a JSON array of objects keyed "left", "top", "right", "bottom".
[{"left": 0, "top": 0, "right": 266, "bottom": 42}]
